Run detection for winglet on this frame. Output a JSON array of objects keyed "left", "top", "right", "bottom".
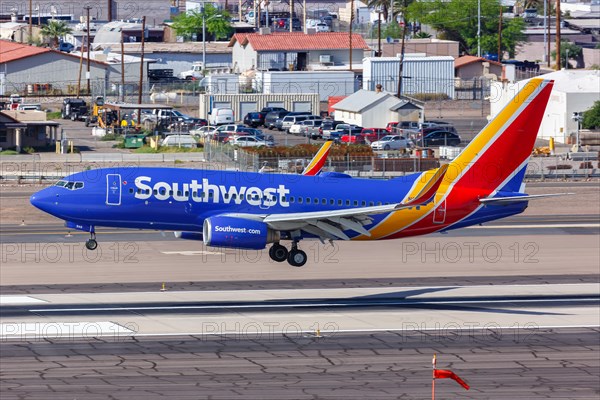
[
  {"left": 302, "top": 140, "right": 334, "bottom": 176},
  {"left": 397, "top": 164, "right": 449, "bottom": 208}
]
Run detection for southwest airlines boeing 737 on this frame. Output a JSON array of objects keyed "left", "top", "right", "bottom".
[{"left": 31, "top": 78, "right": 565, "bottom": 266}]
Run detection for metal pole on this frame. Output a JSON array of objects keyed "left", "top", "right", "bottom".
[
  {"left": 377, "top": 12, "right": 382, "bottom": 56},
  {"left": 543, "top": 0, "right": 547, "bottom": 64},
  {"left": 303, "top": 0, "right": 306, "bottom": 33},
  {"left": 137, "top": 16, "right": 146, "bottom": 125},
  {"left": 289, "top": 0, "right": 293, "bottom": 32},
  {"left": 121, "top": 33, "right": 125, "bottom": 101},
  {"left": 477, "top": 0, "right": 481, "bottom": 57},
  {"left": 76, "top": 35, "right": 84, "bottom": 98},
  {"left": 397, "top": 5, "right": 407, "bottom": 98},
  {"left": 85, "top": 6, "right": 91, "bottom": 95},
  {"left": 555, "top": 0, "right": 561, "bottom": 69},
  {"left": 202, "top": 12, "right": 206, "bottom": 70}
]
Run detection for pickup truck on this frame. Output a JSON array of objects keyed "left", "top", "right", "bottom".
[
  {"left": 141, "top": 109, "right": 206, "bottom": 126},
  {"left": 179, "top": 62, "right": 232, "bottom": 80},
  {"left": 61, "top": 98, "right": 88, "bottom": 121}
]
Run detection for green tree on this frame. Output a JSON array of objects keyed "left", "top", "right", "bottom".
[
  {"left": 581, "top": 101, "right": 600, "bottom": 130},
  {"left": 172, "top": 4, "right": 232, "bottom": 41},
  {"left": 407, "top": 0, "right": 525, "bottom": 57},
  {"left": 382, "top": 22, "right": 403, "bottom": 39},
  {"left": 40, "top": 20, "right": 72, "bottom": 49},
  {"left": 551, "top": 41, "right": 583, "bottom": 68}
]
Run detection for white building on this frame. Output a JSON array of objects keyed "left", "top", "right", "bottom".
[
  {"left": 257, "top": 71, "right": 356, "bottom": 101},
  {"left": 490, "top": 70, "right": 600, "bottom": 143},
  {"left": 331, "top": 89, "right": 423, "bottom": 127}
]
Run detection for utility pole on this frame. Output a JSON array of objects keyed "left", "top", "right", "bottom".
[
  {"left": 28, "top": 0, "right": 32, "bottom": 42},
  {"left": 397, "top": 2, "right": 407, "bottom": 98},
  {"left": 289, "top": 0, "right": 293, "bottom": 32},
  {"left": 85, "top": 6, "right": 92, "bottom": 95},
  {"left": 555, "top": 0, "right": 561, "bottom": 69},
  {"left": 377, "top": 10, "right": 382, "bottom": 56},
  {"left": 477, "top": 0, "right": 481, "bottom": 57},
  {"left": 349, "top": 0, "right": 354, "bottom": 71},
  {"left": 137, "top": 16, "right": 146, "bottom": 125},
  {"left": 497, "top": 5, "right": 503, "bottom": 61}
]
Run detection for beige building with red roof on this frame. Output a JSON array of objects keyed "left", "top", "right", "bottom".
[
  {"left": 228, "top": 31, "right": 371, "bottom": 73},
  {"left": 454, "top": 55, "right": 504, "bottom": 81}
]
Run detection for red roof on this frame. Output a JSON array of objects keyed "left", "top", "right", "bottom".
[
  {"left": 229, "top": 32, "right": 370, "bottom": 51},
  {"left": 0, "top": 40, "right": 51, "bottom": 63},
  {"left": 454, "top": 55, "right": 502, "bottom": 68}
]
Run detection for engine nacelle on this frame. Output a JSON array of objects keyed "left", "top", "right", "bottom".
[
  {"left": 174, "top": 231, "right": 203, "bottom": 241},
  {"left": 203, "top": 216, "right": 280, "bottom": 250}
]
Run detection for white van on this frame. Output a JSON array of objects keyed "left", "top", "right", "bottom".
[
  {"left": 161, "top": 135, "right": 197, "bottom": 148},
  {"left": 209, "top": 107, "right": 234, "bottom": 125},
  {"left": 17, "top": 103, "right": 42, "bottom": 111}
]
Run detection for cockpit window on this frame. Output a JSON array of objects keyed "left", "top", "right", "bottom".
[{"left": 55, "top": 180, "right": 84, "bottom": 190}]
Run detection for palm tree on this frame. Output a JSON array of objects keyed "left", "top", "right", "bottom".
[{"left": 40, "top": 20, "right": 72, "bottom": 49}]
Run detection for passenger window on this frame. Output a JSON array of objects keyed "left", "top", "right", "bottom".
[
  {"left": 298, "top": 197, "right": 303, "bottom": 204},
  {"left": 169, "top": 190, "right": 173, "bottom": 196},
  {"left": 289, "top": 196, "right": 295, "bottom": 203},
  {"left": 322, "top": 199, "right": 327, "bottom": 205},
  {"left": 337, "top": 199, "right": 343, "bottom": 206},
  {"left": 314, "top": 198, "right": 319, "bottom": 204},
  {"left": 224, "top": 193, "right": 229, "bottom": 199},
  {"left": 129, "top": 188, "right": 134, "bottom": 194},
  {"left": 330, "top": 199, "right": 335, "bottom": 205},
  {"left": 369, "top": 201, "right": 374, "bottom": 206},
  {"left": 153, "top": 189, "right": 158, "bottom": 195},
  {"left": 346, "top": 200, "right": 351, "bottom": 206},
  {"left": 177, "top": 190, "right": 182, "bottom": 196},
  {"left": 353, "top": 200, "right": 358, "bottom": 206},
  {"left": 377, "top": 201, "right": 382, "bottom": 206},
  {"left": 185, "top": 191, "right": 189, "bottom": 197},
  {"left": 192, "top": 192, "right": 197, "bottom": 198},
  {"left": 306, "top": 198, "right": 311, "bottom": 204},
  {"left": 361, "top": 201, "right": 366, "bottom": 206},
  {"left": 232, "top": 194, "right": 237, "bottom": 200}
]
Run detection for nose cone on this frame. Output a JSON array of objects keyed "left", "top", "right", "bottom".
[{"left": 30, "top": 187, "right": 56, "bottom": 215}]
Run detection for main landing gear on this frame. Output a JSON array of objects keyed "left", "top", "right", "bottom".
[
  {"left": 85, "top": 232, "right": 98, "bottom": 251},
  {"left": 269, "top": 242, "right": 307, "bottom": 267}
]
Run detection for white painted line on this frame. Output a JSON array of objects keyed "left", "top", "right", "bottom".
[
  {"left": 0, "top": 321, "right": 135, "bottom": 339},
  {"left": 161, "top": 250, "right": 224, "bottom": 256},
  {"left": 0, "top": 296, "right": 47, "bottom": 305},
  {"left": 468, "top": 223, "right": 600, "bottom": 229},
  {"left": 129, "top": 324, "right": 600, "bottom": 338}
]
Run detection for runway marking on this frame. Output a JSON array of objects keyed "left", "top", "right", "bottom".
[
  {"left": 0, "top": 296, "right": 47, "bottom": 305},
  {"left": 27, "top": 296, "right": 600, "bottom": 313},
  {"left": 0, "top": 321, "right": 135, "bottom": 339},
  {"left": 161, "top": 250, "right": 224, "bottom": 256},
  {"left": 129, "top": 324, "right": 600, "bottom": 338}
]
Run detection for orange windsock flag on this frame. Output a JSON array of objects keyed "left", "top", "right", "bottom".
[{"left": 433, "top": 369, "right": 470, "bottom": 390}]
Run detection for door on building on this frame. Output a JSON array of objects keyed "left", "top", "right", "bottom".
[
  {"left": 296, "top": 52, "right": 307, "bottom": 71},
  {"left": 240, "top": 102, "right": 258, "bottom": 118}
]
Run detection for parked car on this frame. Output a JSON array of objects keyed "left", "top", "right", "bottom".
[
  {"left": 230, "top": 136, "right": 274, "bottom": 147},
  {"left": 413, "top": 125, "right": 458, "bottom": 141},
  {"left": 289, "top": 117, "right": 322, "bottom": 135},
  {"left": 386, "top": 122, "right": 399, "bottom": 132},
  {"left": 260, "top": 106, "right": 287, "bottom": 114},
  {"left": 58, "top": 41, "right": 74, "bottom": 53},
  {"left": 243, "top": 112, "right": 265, "bottom": 127},
  {"left": 422, "top": 131, "right": 461, "bottom": 147},
  {"left": 319, "top": 120, "right": 345, "bottom": 139},
  {"left": 338, "top": 127, "right": 364, "bottom": 143},
  {"left": 361, "top": 128, "right": 388, "bottom": 143},
  {"left": 281, "top": 114, "right": 316, "bottom": 132},
  {"left": 370, "top": 135, "right": 413, "bottom": 151},
  {"left": 208, "top": 107, "right": 234, "bottom": 125},
  {"left": 299, "top": 120, "right": 324, "bottom": 139},
  {"left": 264, "top": 110, "right": 290, "bottom": 129},
  {"left": 315, "top": 23, "right": 330, "bottom": 32}
]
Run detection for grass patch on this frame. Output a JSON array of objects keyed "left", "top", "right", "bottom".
[
  {"left": 0, "top": 150, "right": 20, "bottom": 155},
  {"left": 46, "top": 111, "right": 62, "bottom": 120}
]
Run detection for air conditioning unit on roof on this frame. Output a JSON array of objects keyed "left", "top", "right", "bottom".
[{"left": 319, "top": 54, "right": 332, "bottom": 63}]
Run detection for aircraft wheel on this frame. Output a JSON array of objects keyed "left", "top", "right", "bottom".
[
  {"left": 269, "top": 243, "right": 288, "bottom": 262},
  {"left": 287, "top": 249, "right": 307, "bottom": 267},
  {"left": 85, "top": 239, "right": 98, "bottom": 251}
]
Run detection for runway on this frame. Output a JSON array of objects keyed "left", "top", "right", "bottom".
[{"left": 1, "top": 182, "right": 599, "bottom": 398}]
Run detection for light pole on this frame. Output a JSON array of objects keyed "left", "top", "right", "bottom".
[
  {"left": 84, "top": 5, "right": 92, "bottom": 95},
  {"left": 565, "top": 48, "right": 569, "bottom": 69},
  {"left": 202, "top": 13, "right": 222, "bottom": 73}
]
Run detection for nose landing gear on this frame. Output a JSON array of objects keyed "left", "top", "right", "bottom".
[{"left": 85, "top": 232, "right": 98, "bottom": 251}]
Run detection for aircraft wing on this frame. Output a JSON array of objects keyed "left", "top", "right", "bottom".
[{"left": 230, "top": 164, "right": 449, "bottom": 241}]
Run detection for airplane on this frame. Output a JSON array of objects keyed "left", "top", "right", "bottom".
[{"left": 31, "top": 78, "right": 566, "bottom": 267}]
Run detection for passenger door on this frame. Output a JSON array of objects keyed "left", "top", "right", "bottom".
[{"left": 106, "top": 174, "right": 122, "bottom": 206}]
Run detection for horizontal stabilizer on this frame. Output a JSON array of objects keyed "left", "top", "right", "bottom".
[{"left": 479, "top": 193, "right": 574, "bottom": 205}]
